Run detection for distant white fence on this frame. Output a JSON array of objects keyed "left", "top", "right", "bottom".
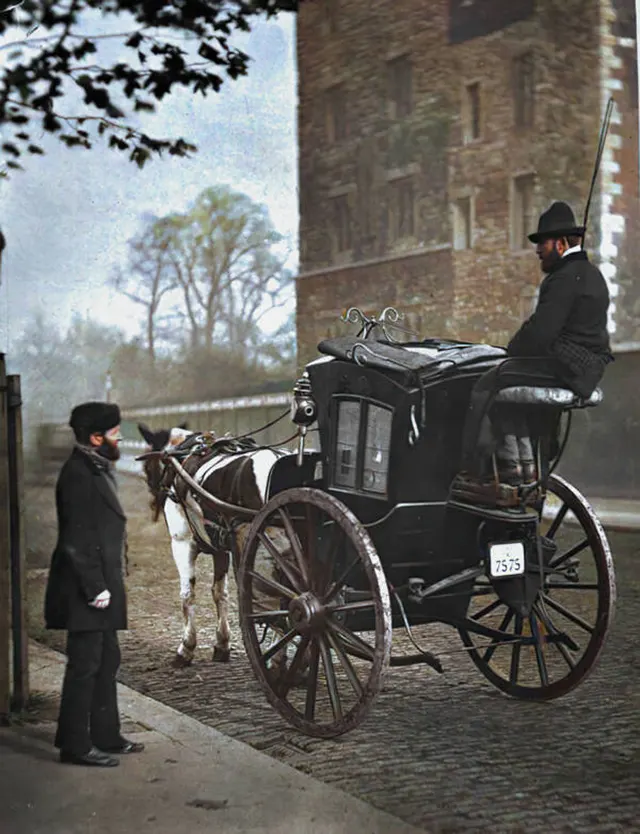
[{"left": 36, "top": 389, "right": 303, "bottom": 474}]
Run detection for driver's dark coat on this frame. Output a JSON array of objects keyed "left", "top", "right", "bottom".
[
  {"left": 506, "top": 251, "right": 612, "bottom": 398},
  {"left": 44, "top": 448, "right": 128, "bottom": 632}
]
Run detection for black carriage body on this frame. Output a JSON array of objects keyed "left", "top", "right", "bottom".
[
  {"left": 236, "top": 334, "right": 615, "bottom": 736},
  {"left": 304, "top": 339, "right": 542, "bottom": 624}
]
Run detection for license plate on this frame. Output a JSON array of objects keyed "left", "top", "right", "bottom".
[{"left": 489, "top": 542, "right": 525, "bottom": 578}]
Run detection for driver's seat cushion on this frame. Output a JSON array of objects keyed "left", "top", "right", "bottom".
[{"left": 494, "top": 385, "right": 603, "bottom": 408}]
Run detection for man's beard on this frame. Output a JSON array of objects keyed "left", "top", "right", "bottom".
[
  {"left": 97, "top": 440, "right": 120, "bottom": 462},
  {"left": 540, "top": 248, "right": 562, "bottom": 273}
]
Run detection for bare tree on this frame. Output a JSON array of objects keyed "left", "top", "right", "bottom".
[
  {"left": 110, "top": 217, "right": 177, "bottom": 364},
  {"left": 151, "top": 185, "right": 293, "bottom": 359}
]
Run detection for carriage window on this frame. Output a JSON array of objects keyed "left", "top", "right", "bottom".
[
  {"left": 334, "top": 400, "right": 359, "bottom": 488},
  {"left": 363, "top": 406, "right": 392, "bottom": 494},
  {"left": 333, "top": 398, "right": 393, "bottom": 496}
]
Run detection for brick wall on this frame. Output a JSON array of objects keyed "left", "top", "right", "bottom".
[
  {"left": 296, "top": 0, "right": 638, "bottom": 367},
  {"left": 296, "top": 246, "right": 454, "bottom": 362}
]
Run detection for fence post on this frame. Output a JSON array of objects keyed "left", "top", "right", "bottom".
[
  {"left": 8, "top": 375, "right": 28, "bottom": 710},
  {"left": 0, "top": 355, "right": 10, "bottom": 722}
]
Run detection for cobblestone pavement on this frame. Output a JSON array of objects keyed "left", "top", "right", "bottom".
[{"left": 25, "top": 471, "right": 640, "bottom": 834}]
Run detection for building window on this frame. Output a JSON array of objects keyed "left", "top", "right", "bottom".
[
  {"left": 326, "top": 84, "right": 348, "bottom": 143},
  {"left": 453, "top": 196, "right": 473, "bottom": 250},
  {"left": 391, "top": 178, "right": 415, "bottom": 239},
  {"left": 462, "top": 82, "right": 481, "bottom": 143},
  {"left": 511, "top": 174, "right": 536, "bottom": 251},
  {"left": 388, "top": 55, "right": 412, "bottom": 119},
  {"left": 452, "top": 197, "right": 473, "bottom": 249},
  {"left": 513, "top": 52, "right": 535, "bottom": 128},
  {"left": 449, "top": 0, "right": 535, "bottom": 44},
  {"left": 331, "top": 194, "right": 352, "bottom": 253}
]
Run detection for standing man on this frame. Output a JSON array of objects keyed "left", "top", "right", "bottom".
[
  {"left": 457, "top": 201, "right": 613, "bottom": 495},
  {"left": 44, "top": 401, "right": 144, "bottom": 767}
]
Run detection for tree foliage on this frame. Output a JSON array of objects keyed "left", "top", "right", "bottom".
[
  {"left": 9, "top": 304, "right": 296, "bottom": 447},
  {"left": 8, "top": 311, "right": 122, "bottom": 430},
  {"left": 117, "top": 184, "right": 293, "bottom": 361},
  {"left": 0, "top": 0, "right": 299, "bottom": 174}
]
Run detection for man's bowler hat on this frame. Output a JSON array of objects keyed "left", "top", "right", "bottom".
[{"left": 528, "top": 201, "right": 585, "bottom": 243}]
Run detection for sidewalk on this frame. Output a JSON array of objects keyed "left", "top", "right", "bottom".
[
  {"left": 583, "top": 497, "right": 640, "bottom": 532},
  {"left": 541, "top": 495, "right": 640, "bottom": 532},
  {"left": 0, "top": 641, "right": 425, "bottom": 834}
]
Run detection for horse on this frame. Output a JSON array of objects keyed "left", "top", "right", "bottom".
[{"left": 137, "top": 422, "right": 289, "bottom": 667}]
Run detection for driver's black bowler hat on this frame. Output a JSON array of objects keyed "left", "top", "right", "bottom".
[{"left": 528, "top": 201, "right": 585, "bottom": 243}]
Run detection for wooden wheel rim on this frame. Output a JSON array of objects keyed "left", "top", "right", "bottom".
[
  {"left": 237, "top": 487, "right": 392, "bottom": 738},
  {"left": 459, "top": 474, "right": 616, "bottom": 700}
]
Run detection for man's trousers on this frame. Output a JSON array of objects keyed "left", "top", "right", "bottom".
[
  {"left": 54, "top": 629, "right": 122, "bottom": 755},
  {"left": 460, "top": 357, "right": 563, "bottom": 477}
]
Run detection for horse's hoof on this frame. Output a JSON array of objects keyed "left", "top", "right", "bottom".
[
  {"left": 171, "top": 654, "right": 192, "bottom": 669},
  {"left": 212, "top": 647, "right": 231, "bottom": 663}
]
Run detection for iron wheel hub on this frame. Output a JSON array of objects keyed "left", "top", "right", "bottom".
[{"left": 288, "top": 591, "right": 326, "bottom": 634}]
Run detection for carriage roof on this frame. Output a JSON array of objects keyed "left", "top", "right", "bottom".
[{"left": 305, "top": 335, "right": 506, "bottom": 394}]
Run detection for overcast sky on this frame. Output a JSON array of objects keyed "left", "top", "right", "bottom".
[{"left": 0, "top": 10, "right": 298, "bottom": 355}]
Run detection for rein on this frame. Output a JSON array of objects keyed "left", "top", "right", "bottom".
[{"left": 137, "top": 415, "right": 298, "bottom": 527}]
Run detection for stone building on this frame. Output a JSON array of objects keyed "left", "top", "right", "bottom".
[{"left": 295, "top": 0, "right": 639, "bottom": 367}]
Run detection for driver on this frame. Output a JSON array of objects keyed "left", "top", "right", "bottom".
[{"left": 457, "top": 200, "right": 613, "bottom": 497}]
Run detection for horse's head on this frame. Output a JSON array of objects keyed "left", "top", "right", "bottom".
[{"left": 138, "top": 422, "right": 191, "bottom": 521}]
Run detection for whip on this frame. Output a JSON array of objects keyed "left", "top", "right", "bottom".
[{"left": 582, "top": 96, "right": 615, "bottom": 248}]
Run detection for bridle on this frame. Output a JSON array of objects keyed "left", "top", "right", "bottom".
[{"left": 142, "top": 455, "right": 175, "bottom": 522}]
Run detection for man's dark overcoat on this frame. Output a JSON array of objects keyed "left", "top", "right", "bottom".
[
  {"left": 460, "top": 250, "right": 612, "bottom": 472},
  {"left": 45, "top": 448, "right": 127, "bottom": 632},
  {"left": 507, "top": 250, "right": 612, "bottom": 398}
]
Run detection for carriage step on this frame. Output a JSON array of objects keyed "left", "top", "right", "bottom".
[{"left": 450, "top": 475, "right": 520, "bottom": 507}]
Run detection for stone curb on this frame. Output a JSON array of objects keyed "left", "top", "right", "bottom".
[{"left": 20, "top": 640, "right": 427, "bottom": 834}]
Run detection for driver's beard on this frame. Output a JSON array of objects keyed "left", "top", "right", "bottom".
[
  {"left": 97, "top": 440, "right": 120, "bottom": 462},
  {"left": 542, "top": 248, "right": 562, "bottom": 273}
]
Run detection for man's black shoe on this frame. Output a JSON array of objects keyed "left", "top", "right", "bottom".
[
  {"left": 100, "top": 738, "right": 145, "bottom": 754},
  {"left": 60, "top": 747, "right": 119, "bottom": 767}
]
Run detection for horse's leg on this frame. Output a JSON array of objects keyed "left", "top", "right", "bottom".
[
  {"left": 211, "top": 550, "right": 231, "bottom": 663},
  {"left": 165, "top": 501, "right": 198, "bottom": 667}
]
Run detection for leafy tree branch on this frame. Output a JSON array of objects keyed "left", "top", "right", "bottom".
[{"left": 0, "top": 0, "right": 300, "bottom": 174}]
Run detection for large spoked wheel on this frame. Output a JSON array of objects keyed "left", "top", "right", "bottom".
[
  {"left": 459, "top": 473, "right": 616, "bottom": 700},
  {"left": 237, "top": 487, "right": 392, "bottom": 738}
]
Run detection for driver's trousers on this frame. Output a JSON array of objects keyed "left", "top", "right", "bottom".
[{"left": 460, "top": 357, "right": 564, "bottom": 477}]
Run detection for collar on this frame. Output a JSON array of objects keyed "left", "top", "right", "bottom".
[
  {"left": 562, "top": 244, "right": 583, "bottom": 258},
  {"left": 546, "top": 249, "right": 588, "bottom": 274},
  {"left": 74, "top": 443, "right": 114, "bottom": 474}
]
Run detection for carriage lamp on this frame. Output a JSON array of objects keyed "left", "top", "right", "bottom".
[{"left": 291, "top": 372, "right": 317, "bottom": 466}]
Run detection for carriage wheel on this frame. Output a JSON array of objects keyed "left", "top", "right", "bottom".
[
  {"left": 459, "top": 473, "right": 616, "bottom": 700},
  {"left": 237, "top": 487, "right": 392, "bottom": 737}
]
